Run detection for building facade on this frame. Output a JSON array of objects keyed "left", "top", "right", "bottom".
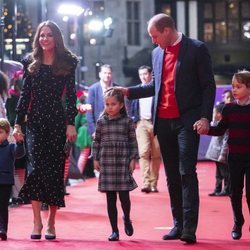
[{"left": 2, "top": 0, "right": 250, "bottom": 86}]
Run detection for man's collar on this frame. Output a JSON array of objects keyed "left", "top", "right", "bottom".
[{"left": 172, "top": 32, "right": 182, "bottom": 46}]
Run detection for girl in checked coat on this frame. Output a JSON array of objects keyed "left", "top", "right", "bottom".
[{"left": 92, "top": 88, "right": 138, "bottom": 242}]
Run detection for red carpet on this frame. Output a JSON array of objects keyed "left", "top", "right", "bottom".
[{"left": 1, "top": 161, "right": 249, "bottom": 249}]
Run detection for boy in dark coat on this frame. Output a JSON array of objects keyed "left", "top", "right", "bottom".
[{"left": 0, "top": 118, "right": 25, "bottom": 240}]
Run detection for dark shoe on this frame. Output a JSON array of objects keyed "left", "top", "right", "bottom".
[
  {"left": 0, "top": 230, "right": 7, "bottom": 241},
  {"left": 31, "top": 224, "right": 43, "bottom": 240},
  {"left": 141, "top": 187, "right": 151, "bottom": 193},
  {"left": 208, "top": 191, "right": 220, "bottom": 196},
  {"left": 9, "top": 197, "right": 23, "bottom": 208},
  {"left": 64, "top": 186, "right": 70, "bottom": 195},
  {"left": 180, "top": 230, "right": 197, "bottom": 243},
  {"left": 45, "top": 234, "right": 56, "bottom": 240},
  {"left": 12, "top": 197, "right": 23, "bottom": 205},
  {"left": 108, "top": 232, "right": 119, "bottom": 241},
  {"left": 162, "top": 227, "right": 182, "bottom": 240},
  {"left": 123, "top": 216, "right": 134, "bottom": 236},
  {"left": 45, "top": 227, "right": 56, "bottom": 240},
  {"left": 232, "top": 224, "right": 242, "bottom": 240},
  {"left": 9, "top": 203, "right": 20, "bottom": 208},
  {"left": 151, "top": 187, "right": 159, "bottom": 193},
  {"left": 216, "top": 191, "right": 229, "bottom": 196},
  {"left": 31, "top": 234, "right": 42, "bottom": 240}
]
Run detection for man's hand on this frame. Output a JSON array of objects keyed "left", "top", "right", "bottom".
[
  {"left": 193, "top": 118, "right": 210, "bottom": 134},
  {"left": 111, "top": 86, "right": 129, "bottom": 96}
]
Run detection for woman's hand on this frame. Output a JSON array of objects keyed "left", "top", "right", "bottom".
[
  {"left": 13, "top": 124, "right": 24, "bottom": 142},
  {"left": 66, "top": 125, "right": 77, "bottom": 142}
]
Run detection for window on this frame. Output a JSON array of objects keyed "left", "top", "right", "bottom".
[
  {"left": 204, "top": 22, "right": 213, "bottom": 42},
  {"left": 202, "top": 0, "right": 250, "bottom": 43},
  {"left": 126, "top": 1, "right": 140, "bottom": 46},
  {"left": 204, "top": 3, "right": 213, "bottom": 19}
]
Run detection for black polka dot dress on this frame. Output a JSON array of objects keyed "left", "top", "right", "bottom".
[{"left": 16, "top": 58, "right": 78, "bottom": 207}]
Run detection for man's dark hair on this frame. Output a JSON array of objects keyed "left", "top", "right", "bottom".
[{"left": 138, "top": 65, "right": 152, "bottom": 73}]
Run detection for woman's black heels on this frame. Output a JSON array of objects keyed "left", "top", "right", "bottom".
[
  {"left": 45, "top": 234, "right": 56, "bottom": 240},
  {"left": 108, "top": 232, "right": 119, "bottom": 241},
  {"left": 45, "top": 226, "right": 56, "bottom": 240},
  {"left": 30, "top": 224, "right": 43, "bottom": 240},
  {"left": 30, "top": 234, "right": 42, "bottom": 240}
]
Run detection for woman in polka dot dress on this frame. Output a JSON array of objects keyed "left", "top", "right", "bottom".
[{"left": 13, "top": 20, "right": 78, "bottom": 240}]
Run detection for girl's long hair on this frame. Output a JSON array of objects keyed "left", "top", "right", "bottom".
[
  {"left": 101, "top": 88, "right": 127, "bottom": 117},
  {"left": 28, "top": 20, "right": 78, "bottom": 76}
]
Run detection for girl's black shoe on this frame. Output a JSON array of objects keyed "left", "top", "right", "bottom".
[
  {"left": 232, "top": 225, "right": 242, "bottom": 240},
  {"left": 108, "top": 232, "right": 119, "bottom": 241},
  {"left": 0, "top": 230, "right": 7, "bottom": 241},
  {"left": 123, "top": 216, "right": 134, "bottom": 236}
]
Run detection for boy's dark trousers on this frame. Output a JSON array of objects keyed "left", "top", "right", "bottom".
[
  {"left": 229, "top": 160, "right": 250, "bottom": 227},
  {"left": 215, "top": 162, "right": 230, "bottom": 193},
  {"left": 0, "top": 185, "right": 12, "bottom": 232}
]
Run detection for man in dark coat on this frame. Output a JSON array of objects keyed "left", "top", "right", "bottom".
[{"left": 116, "top": 13, "right": 216, "bottom": 243}]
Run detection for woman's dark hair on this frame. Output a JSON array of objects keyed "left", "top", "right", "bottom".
[
  {"left": 28, "top": 20, "right": 78, "bottom": 76},
  {"left": 102, "top": 88, "right": 127, "bottom": 116}
]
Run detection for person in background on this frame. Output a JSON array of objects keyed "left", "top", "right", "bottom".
[
  {"left": 194, "top": 69, "right": 250, "bottom": 241},
  {"left": 206, "top": 89, "right": 233, "bottom": 197},
  {"left": 114, "top": 13, "right": 215, "bottom": 243},
  {"left": 206, "top": 103, "right": 229, "bottom": 197},
  {"left": 0, "top": 71, "right": 9, "bottom": 119},
  {"left": 0, "top": 118, "right": 25, "bottom": 241},
  {"left": 5, "top": 71, "right": 24, "bottom": 125},
  {"left": 127, "top": 65, "right": 161, "bottom": 193},
  {"left": 75, "top": 90, "right": 92, "bottom": 175},
  {"left": 5, "top": 71, "right": 28, "bottom": 206},
  {"left": 12, "top": 20, "right": 78, "bottom": 240},
  {"left": 221, "top": 89, "right": 234, "bottom": 105},
  {"left": 86, "top": 64, "right": 118, "bottom": 138},
  {"left": 92, "top": 89, "right": 138, "bottom": 241}
]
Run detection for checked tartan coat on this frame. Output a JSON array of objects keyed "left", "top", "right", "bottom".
[{"left": 92, "top": 114, "right": 138, "bottom": 192}]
